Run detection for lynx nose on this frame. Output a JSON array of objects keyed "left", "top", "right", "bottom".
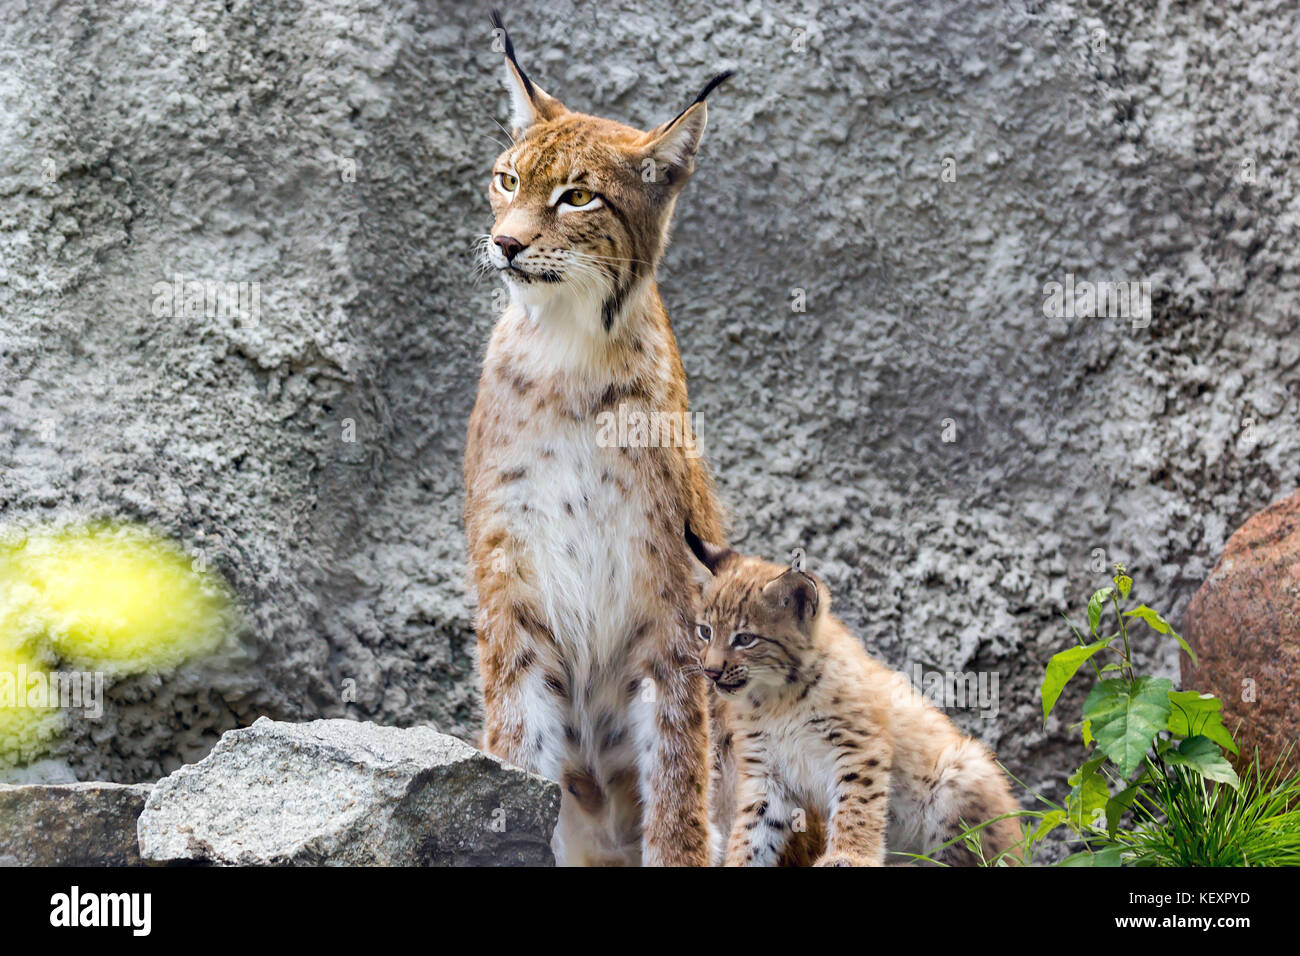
[
  {"left": 703, "top": 665, "right": 724, "bottom": 682},
  {"left": 494, "top": 235, "right": 525, "bottom": 262}
]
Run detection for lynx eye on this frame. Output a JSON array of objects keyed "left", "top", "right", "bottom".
[
  {"left": 731, "top": 633, "right": 758, "bottom": 649},
  {"left": 496, "top": 172, "right": 518, "bottom": 192},
  {"left": 696, "top": 623, "right": 713, "bottom": 643},
  {"left": 559, "top": 188, "right": 594, "bottom": 207}
]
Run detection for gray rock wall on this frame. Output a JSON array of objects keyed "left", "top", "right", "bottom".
[{"left": 2, "top": 0, "right": 1297, "bottom": 810}]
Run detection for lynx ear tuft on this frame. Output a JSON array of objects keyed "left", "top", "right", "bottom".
[
  {"left": 685, "top": 523, "right": 736, "bottom": 575},
  {"left": 643, "top": 70, "right": 734, "bottom": 176},
  {"left": 691, "top": 70, "right": 736, "bottom": 107},
  {"left": 490, "top": 9, "right": 566, "bottom": 136}
]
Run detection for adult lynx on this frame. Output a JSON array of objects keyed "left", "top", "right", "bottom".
[{"left": 464, "top": 13, "right": 730, "bottom": 866}]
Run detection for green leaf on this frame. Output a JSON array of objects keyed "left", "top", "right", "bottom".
[
  {"left": 1167, "top": 691, "right": 1238, "bottom": 755},
  {"left": 1042, "top": 638, "right": 1111, "bottom": 720},
  {"left": 1094, "top": 846, "right": 1124, "bottom": 867},
  {"left": 1031, "top": 809, "right": 1066, "bottom": 845},
  {"left": 1083, "top": 676, "right": 1174, "bottom": 778},
  {"left": 1114, "top": 573, "right": 1132, "bottom": 599},
  {"left": 1067, "top": 754, "right": 1110, "bottom": 832},
  {"left": 1081, "top": 718, "right": 1093, "bottom": 747},
  {"left": 1057, "top": 846, "right": 1123, "bottom": 867},
  {"left": 1163, "top": 735, "right": 1241, "bottom": 789},
  {"left": 1087, "top": 587, "right": 1115, "bottom": 635},
  {"left": 1057, "top": 851, "right": 1094, "bottom": 866},
  {"left": 1105, "top": 784, "right": 1142, "bottom": 838},
  {"left": 1123, "top": 605, "right": 1198, "bottom": 667}
]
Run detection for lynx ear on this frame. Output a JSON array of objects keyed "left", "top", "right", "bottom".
[
  {"left": 490, "top": 10, "right": 566, "bottom": 136},
  {"left": 761, "top": 569, "right": 820, "bottom": 628},
  {"left": 642, "top": 71, "right": 734, "bottom": 179},
  {"left": 685, "top": 523, "right": 736, "bottom": 576}
]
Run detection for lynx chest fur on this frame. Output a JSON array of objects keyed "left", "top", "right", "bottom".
[
  {"left": 468, "top": 308, "right": 696, "bottom": 866},
  {"left": 471, "top": 307, "right": 689, "bottom": 666}
]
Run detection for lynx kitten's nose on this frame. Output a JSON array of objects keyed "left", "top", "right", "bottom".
[
  {"left": 494, "top": 235, "right": 525, "bottom": 261},
  {"left": 703, "top": 665, "right": 724, "bottom": 681}
]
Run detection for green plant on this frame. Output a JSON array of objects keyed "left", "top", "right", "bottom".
[
  {"left": 1117, "top": 748, "right": 1300, "bottom": 866},
  {"left": 1037, "top": 564, "right": 1300, "bottom": 866},
  {"left": 907, "top": 564, "right": 1300, "bottom": 867}
]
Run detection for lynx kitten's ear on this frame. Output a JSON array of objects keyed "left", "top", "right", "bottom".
[
  {"left": 642, "top": 70, "right": 734, "bottom": 180},
  {"left": 685, "top": 524, "right": 736, "bottom": 575},
  {"left": 762, "top": 568, "right": 820, "bottom": 628},
  {"left": 490, "top": 10, "right": 566, "bottom": 136}
]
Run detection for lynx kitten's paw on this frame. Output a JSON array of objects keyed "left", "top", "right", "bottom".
[{"left": 814, "top": 852, "right": 873, "bottom": 868}]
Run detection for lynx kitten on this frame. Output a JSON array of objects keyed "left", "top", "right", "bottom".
[{"left": 688, "top": 531, "right": 1023, "bottom": 866}]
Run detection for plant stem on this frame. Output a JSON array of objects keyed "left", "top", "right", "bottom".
[{"left": 1112, "top": 593, "right": 1134, "bottom": 682}]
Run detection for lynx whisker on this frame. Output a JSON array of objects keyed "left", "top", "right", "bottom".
[
  {"left": 477, "top": 130, "right": 514, "bottom": 153},
  {"left": 487, "top": 113, "right": 519, "bottom": 147},
  {"left": 570, "top": 250, "right": 652, "bottom": 268}
]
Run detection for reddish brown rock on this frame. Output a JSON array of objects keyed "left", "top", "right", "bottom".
[
  {"left": 1182, "top": 492, "right": 1300, "bottom": 772},
  {"left": 0, "top": 782, "right": 153, "bottom": 866}
]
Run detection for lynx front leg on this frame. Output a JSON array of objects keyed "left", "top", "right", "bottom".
[
  {"left": 480, "top": 603, "right": 618, "bottom": 866},
  {"left": 635, "top": 639, "right": 711, "bottom": 867},
  {"left": 707, "top": 696, "right": 737, "bottom": 866},
  {"left": 476, "top": 603, "right": 566, "bottom": 776},
  {"left": 816, "top": 750, "right": 892, "bottom": 867},
  {"left": 725, "top": 768, "right": 795, "bottom": 867}
]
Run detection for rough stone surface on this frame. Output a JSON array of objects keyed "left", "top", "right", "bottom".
[
  {"left": 1183, "top": 491, "right": 1300, "bottom": 771},
  {"left": 136, "top": 717, "right": 559, "bottom": 866},
  {"left": 0, "top": 781, "right": 152, "bottom": 866},
  {"left": 1, "top": 0, "right": 1299, "bottom": 811}
]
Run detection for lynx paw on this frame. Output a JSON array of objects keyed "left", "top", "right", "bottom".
[{"left": 814, "top": 852, "right": 873, "bottom": 867}]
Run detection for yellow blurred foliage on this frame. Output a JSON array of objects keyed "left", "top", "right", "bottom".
[
  {"left": 0, "top": 523, "right": 233, "bottom": 767},
  {"left": 0, "top": 641, "right": 66, "bottom": 765}
]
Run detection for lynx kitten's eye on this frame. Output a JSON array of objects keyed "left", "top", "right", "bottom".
[
  {"left": 560, "top": 188, "right": 594, "bottom": 207},
  {"left": 696, "top": 623, "right": 713, "bottom": 643},
  {"left": 731, "top": 633, "right": 758, "bottom": 649},
  {"left": 497, "top": 172, "right": 518, "bottom": 192}
]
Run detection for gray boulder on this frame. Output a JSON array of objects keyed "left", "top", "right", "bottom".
[
  {"left": 137, "top": 718, "right": 559, "bottom": 866},
  {"left": 0, "top": 781, "right": 153, "bottom": 866}
]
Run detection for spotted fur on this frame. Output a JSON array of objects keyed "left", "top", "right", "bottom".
[
  {"left": 465, "top": 13, "right": 730, "bottom": 866},
  {"left": 688, "top": 535, "right": 1024, "bottom": 866}
]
